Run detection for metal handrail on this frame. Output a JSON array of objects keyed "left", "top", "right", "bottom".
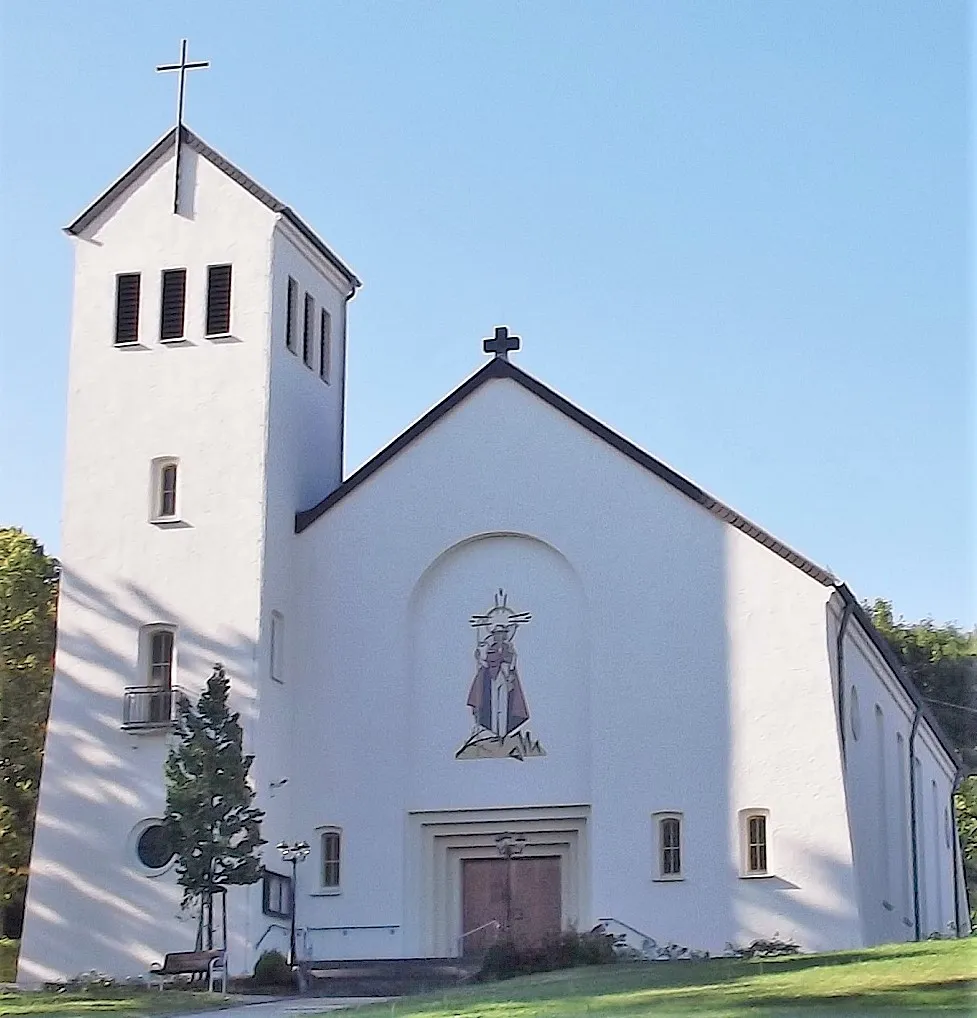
[
  {"left": 255, "top": 922, "right": 289, "bottom": 953},
  {"left": 122, "top": 685, "right": 187, "bottom": 728},
  {"left": 596, "top": 916, "right": 657, "bottom": 943},
  {"left": 304, "top": 924, "right": 400, "bottom": 932},
  {"left": 457, "top": 919, "right": 501, "bottom": 954}
]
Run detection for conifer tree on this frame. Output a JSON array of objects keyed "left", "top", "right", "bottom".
[{"left": 165, "top": 663, "right": 265, "bottom": 949}]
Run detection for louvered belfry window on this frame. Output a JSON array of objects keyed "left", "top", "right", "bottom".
[
  {"left": 206, "top": 264, "right": 232, "bottom": 336},
  {"left": 319, "top": 308, "right": 332, "bottom": 382},
  {"left": 114, "top": 273, "right": 141, "bottom": 345},
  {"left": 286, "top": 277, "right": 297, "bottom": 352},
  {"left": 303, "top": 292, "right": 315, "bottom": 367},
  {"left": 159, "top": 269, "right": 186, "bottom": 341}
]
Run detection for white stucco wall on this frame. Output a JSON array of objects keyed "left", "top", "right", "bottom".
[
  {"left": 24, "top": 131, "right": 965, "bottom": 980},
  {"left": 20, "top": 146, "right": 282, "bottom": 982},
  {"left": 284, "top": 375, "right": 872, "bottom": 958},
  {"left": 833, "top": 609, "right": 963, "bottom": 944}
]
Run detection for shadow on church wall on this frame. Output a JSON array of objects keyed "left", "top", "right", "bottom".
[{"left": 19, "top": 566, "right": 257, "bottom": 980}]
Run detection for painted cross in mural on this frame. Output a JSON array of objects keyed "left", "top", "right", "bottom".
[{"left": 456, "top": 589, "right": 545, "bottom": 761}]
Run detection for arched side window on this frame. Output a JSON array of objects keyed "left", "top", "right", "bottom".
[
  {"left": 316, "top": 826, "right": 342, "bottom": 892},
  {"left": 139, "top": 624, "right": 176, "bottom": 689},
  {"left": 150, "top": 458, "right": 180, "bottom": 522},
  {"left": 849, "top": 685, "right": 861, "bottom": 741},
  {"left": 739, "top": 808, "right": 771, "bottom": 876},
  {"left": 653, "top": 812, "right": 683, "bottom": 880}
]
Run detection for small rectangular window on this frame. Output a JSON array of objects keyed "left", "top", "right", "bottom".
[
  {"left": 206, "top": 264, "right": 232, "bottom": 336},
  {"left": 321, "top": 830, "right": 341, "bottom": 888},
  {"left": 303, "top": 293, "right": 315, "bottom": 367},
  {"left": 319, "top": 308, "right": 332, "bottom": 383},
  {"left": 661, "top": 817, "right": 681, "bottom": 876},
  {"left": 286, "top": 277, "right": 297, "bottom": 352},
  {"left": 159, "top": 269, "right": 186, "bottom": 341},
  {"left": 747, "top": 815, "right": 767, "bottom": 874},
  {"left": 115, "top": 273, "right": 141, "bottom": 345},
  {"left": 160, "top": 464, "right": 177, "bottom": 516},
  {"left": 270, "top": 612, "right": 284, "bottom": 683},
  {"left": 150, "top": 629, "right": 174, "bottom": 688},
  {"left": 262, "top": 869, "right": 293, "bottom": 918}
]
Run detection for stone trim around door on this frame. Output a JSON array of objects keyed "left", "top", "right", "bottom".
[{"left": 405, "top": 804, "right": 591, "bottom": 957}]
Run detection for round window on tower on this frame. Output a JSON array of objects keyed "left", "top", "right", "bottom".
[
  {"left": 131, "top": 819, "right": 175, "bottom": 873},
  {"left": 849, "top": 685, "right": 861, "bottom": 741}
]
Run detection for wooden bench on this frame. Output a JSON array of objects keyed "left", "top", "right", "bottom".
[{"left": 149, "top": 949, "right": 226, "bottom": 993}]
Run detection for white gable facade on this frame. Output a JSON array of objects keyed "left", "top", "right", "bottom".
[{"left": 18, "top": 132, "right": 968, "bottom": 983}]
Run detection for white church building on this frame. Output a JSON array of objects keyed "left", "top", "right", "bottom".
[{"left": 19, "top": 124, "right": 969, "bottom": 983}]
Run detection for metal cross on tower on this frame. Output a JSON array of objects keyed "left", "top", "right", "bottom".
[
  {"left": 483, "top": 326, "right": 520, "bottom": 360},
  {"left": 156, "top": 39, "right": 210, "bottom": 214}
]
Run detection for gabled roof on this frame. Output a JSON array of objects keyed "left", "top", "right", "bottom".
[
  {"left": 297, "top": 355, "right": 963, "bottom": 770},
  {"left": 295, "top": 356, "right": 835, "bottom": 586},
  {"left": 64, "top": 126, "right": 361, "bottom": 289}
]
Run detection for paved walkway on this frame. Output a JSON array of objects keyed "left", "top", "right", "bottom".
[{"left": 170, "top": 996, "right": 394, "bottom": 1018}]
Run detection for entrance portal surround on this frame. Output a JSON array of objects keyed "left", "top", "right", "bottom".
[{"left": 405, "top": 804, "right": 591, "bottom": 958}]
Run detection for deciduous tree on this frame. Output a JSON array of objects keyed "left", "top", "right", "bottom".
[{"left": 0, "top": 528, "right": 58, "bottom": 935}]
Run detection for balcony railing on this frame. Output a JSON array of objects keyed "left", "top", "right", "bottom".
[{"left": 122, "top": 686, "right": 186, "bottom": 730}]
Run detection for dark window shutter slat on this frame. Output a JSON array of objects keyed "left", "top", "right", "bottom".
[
  {"left": 206, "top": 264, "right": 232, "bottom": 336},
  {"left": 303, "top": 292, "right": 314, "bottom": 366},
  {"left": 286, "top": 277, "right": 297, "bottom": 351},
  {"left": 160, "top": 269, "right": 186, "bottom": 341},
  {"left": 319, "top": 308, "right": 331, "bottom": 382},
  {"left": 115, "top": 273, "right": 141, "bottom": 344}
]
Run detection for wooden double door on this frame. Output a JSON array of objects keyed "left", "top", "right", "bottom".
[{"left": 461, "top": 856, "right": 561, "bottom": 954}]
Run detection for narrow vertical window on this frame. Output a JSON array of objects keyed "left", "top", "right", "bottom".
[
  {"left": 320, "top": 830, "right": 341, "bottom": 889},
  {"left": 319, "top": 308, "right": 332, "bottom": 383},
  {"left": 931, "top": 780, "right": 941, "bottom": 933},
  {"left": 159, "top": 269, "right": 187, "bottom": 340},
  {"left": 303, "top": 293, "right": 315, "bottom": 367},
  {"left": 915, "top": 757, "right": 927, "bottom": 930},
  {"left": 115, "top": 273, "right": 141, "bottom": 344},
  {"left": 746, "top": 814, "right": 767, "bottom": 874},
  {"left": 660, "top": 817, "right": 681, "bottom": 877},
  {"left": 270, "top": 612, "right": 284, "bottom": 683},
  {"left": 875, "top": 706, "right": 890, "bottom": 904},
  {"left": 153, "top": 461, "right": 178, "bottom": 519},
  {"left": 206, "top": 264, "right": 232, "bottom": 336},
  {"left": 149, "top": 629, "right": 174, "bottom": 688},
  {"left": 286, "top": 277, "right": 297, "bottom": 352}
]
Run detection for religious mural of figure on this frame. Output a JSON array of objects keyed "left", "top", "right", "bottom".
[{"left": 455, "top": 590, "right": 545, "bottom": 761}]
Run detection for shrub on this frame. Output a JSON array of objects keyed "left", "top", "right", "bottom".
[
  {"left": 478, "top": 929, "right": 617, "bottom": 981},
  {"left": 725, "top": 936, "right": 800, "bottom": 959},
  {"left": 253, "top": 949, "right": 293, "bottom": 986}
]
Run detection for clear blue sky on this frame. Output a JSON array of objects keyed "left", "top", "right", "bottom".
[{"left": 1, "top": 1, "right": 973, "bottom": 626}]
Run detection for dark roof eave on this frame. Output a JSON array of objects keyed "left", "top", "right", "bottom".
[
  {"left": 295, "top": 357, "right": 836, "bottom": 588},
  {"left": 64, "top": 127, "right": 361, "bottom": 290}
]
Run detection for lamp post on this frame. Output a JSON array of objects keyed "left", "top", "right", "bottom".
[
  {"left": 494, "top": 832, "right": 527, "bottom": 936},
  {"left": 276, "top": 840, "right": 310, "bottom": 967}
]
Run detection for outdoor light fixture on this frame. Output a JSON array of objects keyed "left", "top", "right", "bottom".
[
  {"left": 494, "top": 832, "right": 527, "bottom": 933},
  {"left": 276, "top": 840, "right": 310, "bottom": 966}
]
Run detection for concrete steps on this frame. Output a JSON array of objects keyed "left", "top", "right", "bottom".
[{"left": 302, "top": 957, "right": 480, "bottom": 997}]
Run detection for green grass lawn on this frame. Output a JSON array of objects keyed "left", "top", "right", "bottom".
[
  {"left": 0, "top": 989, "right": 230, "bottom": 1017},
  {"left": 1, "top": 940, "right": 19, "bottom": 984},
  {"left": 341, "top": 939, "right": 976, "bottom": 1018}
]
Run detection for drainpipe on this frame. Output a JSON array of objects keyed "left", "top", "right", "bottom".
[
  {"left": 835, "top": 599, "right": 854, "bottom": 764},
  {"left": 908, "top": 707, "right": 923, "bottom": 940},
  {"left": 338, "top": 285, "right": 358, "bottom": 480},
  {"left": 950, "top": 770, "right": 966, "bottom": 937}
]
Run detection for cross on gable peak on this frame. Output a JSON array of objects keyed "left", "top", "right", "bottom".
[{"left": 483, "top": 326, "right": 520, "bottom": 361}]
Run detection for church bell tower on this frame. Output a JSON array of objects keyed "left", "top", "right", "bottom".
[{"left": 18, "top": 43, "right": 360, "bottom": 982}]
